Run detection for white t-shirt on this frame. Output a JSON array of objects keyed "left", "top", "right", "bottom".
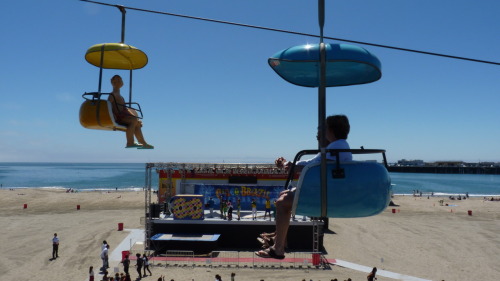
[
  {"left": 101, "top": 248, "right": 108, "bottom": 259},
  {"left": 296, "top": 139, "right": 352, "bottom": 166}
]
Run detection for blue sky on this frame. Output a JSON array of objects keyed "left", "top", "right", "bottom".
[{"left": 1, "top": 0, "right": 499, "bottom": 163}]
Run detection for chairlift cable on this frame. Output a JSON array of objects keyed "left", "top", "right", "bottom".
[{"left": 79, "top": 0, "right": 500, "bottom": 66}]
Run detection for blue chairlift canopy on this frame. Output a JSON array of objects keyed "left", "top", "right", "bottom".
[{"left": 268, "top": 43, "right": 382, "bottom": 87}]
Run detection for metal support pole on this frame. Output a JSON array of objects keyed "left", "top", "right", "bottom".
[
  {"left": 116, "top": 6, "right": 133, "bottom": 105},
  {"left": 118, "top": 5, "right": 126, "bottom": 43},
  {"left": 318, "top": 0, "right": 328, "bottom": 219},
  {"left": 145, "top": 164, "right": 152, "bottom": 250},
  {"left": 128, "top": 70, "right": 133, "bottom": 105},
  {"left": 97, "top": 44, "right": 105, "bottom": 94}
]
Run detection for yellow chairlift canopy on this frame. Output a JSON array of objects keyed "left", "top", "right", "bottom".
[{"left": 85, "top": 43, "right": 148, "bottom": 70}]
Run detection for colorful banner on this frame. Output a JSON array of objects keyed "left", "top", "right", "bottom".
[
  {"left": 171, "top": 195, "right": 204, "bottom": 220},
  {"left": 194, "top": 184, "right": 284, "bottom": 209}
]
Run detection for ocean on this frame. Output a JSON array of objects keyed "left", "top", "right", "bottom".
[{"left": 1, "top": 162, "right": 499, "bottom": 197}]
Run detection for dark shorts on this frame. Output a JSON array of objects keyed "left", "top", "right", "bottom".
[{"left": 115, "top": 110, "right": 134, "bottom": 124}]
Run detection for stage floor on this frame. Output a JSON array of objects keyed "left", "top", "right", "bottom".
[{"left": 148, "top": 210, "right": 324, "bottom": 253}]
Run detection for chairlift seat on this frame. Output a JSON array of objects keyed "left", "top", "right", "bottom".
[
  {"left": 79, "top": 99, "right": 127, "bottom": 132},
  {"left": 292, "top": 161, "right": 392, "bottom": 218}
]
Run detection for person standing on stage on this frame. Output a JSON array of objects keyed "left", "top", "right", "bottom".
[
  {"left": 251, "top": 198, "right": 257, "bottom": 220},
  {"left": 208, "top": 197, "right": 215, "bottom": 217},
  {"left": 264, "top": 197, "right": 272, "bottom": 220},
  {"left": 236, "top": 198, "right": 241, "bottom": 221}
]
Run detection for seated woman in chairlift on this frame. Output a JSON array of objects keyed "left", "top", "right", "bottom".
[{"left": 109, "top": 75, "right": 154, "bottom": 149}]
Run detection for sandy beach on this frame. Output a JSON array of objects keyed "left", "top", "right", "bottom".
[{"left": 1, "top": 189, "right": 499, "bottom": 281}]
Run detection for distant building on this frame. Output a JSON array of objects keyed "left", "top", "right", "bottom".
[
  {"left": 397, "top": 159, "right": 424, "bottom": 166},
  {"left": 430, "top": 161, "right": 464, "bottom": 167}
]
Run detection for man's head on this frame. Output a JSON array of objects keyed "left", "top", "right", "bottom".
[{"left": 326, "top": 114, "right": 350, "bottom": 141}]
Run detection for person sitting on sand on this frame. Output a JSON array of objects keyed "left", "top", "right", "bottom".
[
  {"left": 255, "top": 115, "right": 352, "bottom": 259},
  {"left": 108, "top": 75, "right": 154, "bottom": 149}
]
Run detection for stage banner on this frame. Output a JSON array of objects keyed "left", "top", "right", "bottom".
[
  {"left": 158, "top": 177, "right": 176, "bottom": 204},
  {"left": 194, "top": 185, "right": 283, "bottom": 209}
]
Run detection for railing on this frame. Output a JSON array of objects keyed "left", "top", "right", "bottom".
[
  {"left": 151, "top": 250, "right": 329, "bottom": 269},
  {"left": 82, "top": 91, "right": 143, "bottom": 119}
]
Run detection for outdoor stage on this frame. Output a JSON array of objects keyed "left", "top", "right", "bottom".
[
  {"left": 148, "top": 210, "right": 324, "bottom": 254},
  {"left": 144, "top": 163, "right": 324, "bottom": 255}
]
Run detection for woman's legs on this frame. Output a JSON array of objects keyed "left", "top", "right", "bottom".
[
  {"left": 120, "top": 116, "right": 138, "bottom": 146},
  {"left": 121, "top": 117, "right": 151, "bottom": 146}
]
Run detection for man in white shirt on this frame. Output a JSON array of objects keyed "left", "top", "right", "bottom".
[
  {"left": 52, "top": 233, "right": 59, "bottom": 259},
  {"left": 255, "top": 115, "right": 352, "bottom": 259},
  {"left": 101, "top": 245, "right": 109, "bottom": 270}
]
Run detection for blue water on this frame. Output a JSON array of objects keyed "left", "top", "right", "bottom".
[
  {"left": 390, "top": 172, "right": 500, "bottom": 197},
  {"left": 0, "top": 163, "right": 150, "bottom": 191},
  {"left": 1, "top": 163, "right": 499, "bottom": 196}
]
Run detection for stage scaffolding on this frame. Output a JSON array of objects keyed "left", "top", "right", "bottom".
[{"left": 143, "top": 162, "right": 286, "bottom": 250}]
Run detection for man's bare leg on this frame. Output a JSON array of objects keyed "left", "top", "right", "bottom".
[
  {"left": 256, "top": 189, "right": 293, "bottom": 257},
  {"left": 271, "top": 190, "right": 293, "bottom": 256}
]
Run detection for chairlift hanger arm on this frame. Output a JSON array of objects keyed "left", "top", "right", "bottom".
[{"left": 117, "top": 5, "right": 126, "bottom": 43}]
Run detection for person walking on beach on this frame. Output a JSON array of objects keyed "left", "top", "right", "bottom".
[
  {"left": 89, "top": 266, "right": 95, "bottom": 281},
  {"left": 142, "top": 254, "right": 152, "bottom": 276},
  {"left": 52, "top": 233, "right": 59, "bottom": 259},
  {"left": 102, "top": 240, "right": 109, "bottom": 251},
  {"left": 135, "top": 253, "right": 143, "bottom": 278},
  {"left": 122, "top": 254, "right": 130, "bottom": 275},
  {"left": 101, "top": 245, "right": 109, "bottom": 270},
  {"left": 367, "top": 267, "right": 377, "bottom": 281}
]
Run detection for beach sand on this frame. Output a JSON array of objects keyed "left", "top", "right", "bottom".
[{"left": 1, "top": 189, "right": 499, "bottom": 281}]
